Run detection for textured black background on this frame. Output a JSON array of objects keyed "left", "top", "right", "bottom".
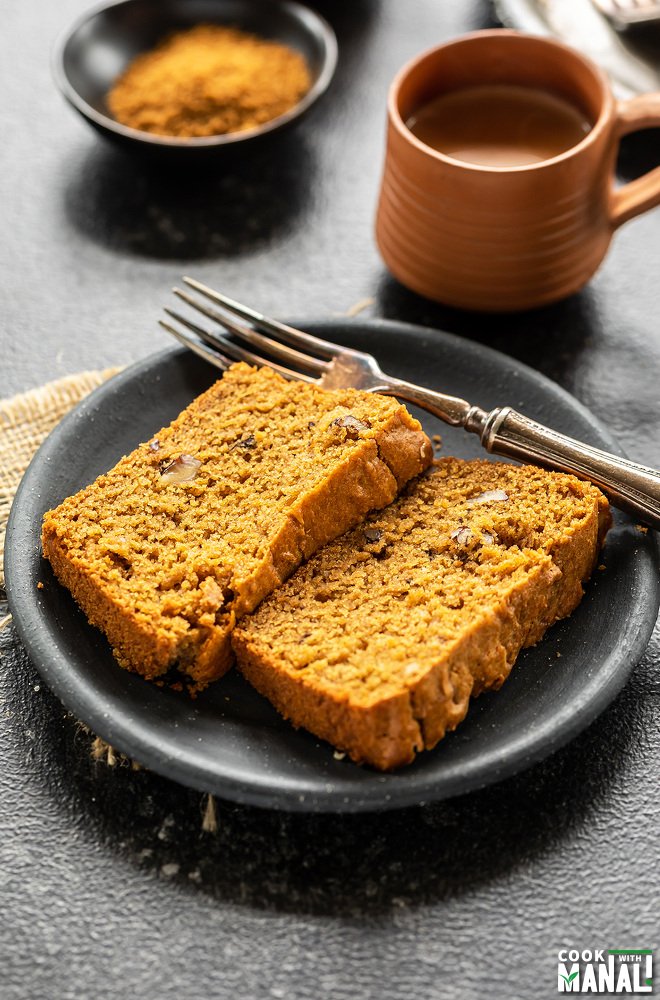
[{"left": 1, "top": 2, "right": 659, "bottom": 998}]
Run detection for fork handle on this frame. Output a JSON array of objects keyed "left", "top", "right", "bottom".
[{"left": 467, "top": 406, "right": 660, "bottom": 529}]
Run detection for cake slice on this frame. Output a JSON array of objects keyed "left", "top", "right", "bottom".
[
  {"left": 42, "top": 363, "right": 432, "bottom": 689},
  {"left": 232, "top": 458, "right": 611, "bottom": 769}
]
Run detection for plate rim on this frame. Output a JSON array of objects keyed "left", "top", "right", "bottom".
[{"left": 5, "top": 317, "right": 660, "bottom": 812}]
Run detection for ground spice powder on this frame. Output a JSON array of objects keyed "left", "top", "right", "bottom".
[{"left": 108, "top": 24, "right": 312, "bottom": 138}]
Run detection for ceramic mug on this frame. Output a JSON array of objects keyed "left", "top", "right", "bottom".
[{"left": 375, "top": 30, "right": 660, "bottom": 312}]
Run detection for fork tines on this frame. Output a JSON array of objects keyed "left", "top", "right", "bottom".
[{"left": 159, "top": 277, "right": 339, "bottom": 384}]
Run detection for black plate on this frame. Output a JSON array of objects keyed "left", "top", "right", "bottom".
[
  {"left": 53, "top": 0, "right": 337, "bottom": 159},
  {"left": 5, "top": 320, "right": 659, "bottom": 812}
]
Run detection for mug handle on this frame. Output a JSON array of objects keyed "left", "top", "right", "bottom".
[{"left": 610, "top": 94, "right": 660, "bottom": 229}]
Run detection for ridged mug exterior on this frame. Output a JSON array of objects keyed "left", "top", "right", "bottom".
[{"left": 375, "top": 31, "right": 660, "bottom": 312}]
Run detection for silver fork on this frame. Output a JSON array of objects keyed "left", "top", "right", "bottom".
[
  {"left": 591, "top": 0, "right": 660, "bottom": 26},
  {"left": 160, "top": 277, "right": 660, "bottom": 529}
]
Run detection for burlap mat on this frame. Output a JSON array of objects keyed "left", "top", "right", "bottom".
[{"left": 0, "top": 370, "right": 122, "bottom": 588}]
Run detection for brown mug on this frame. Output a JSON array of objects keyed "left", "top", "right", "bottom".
[{"left": 375, "top": 30, "right": 660, "bottom": 312}]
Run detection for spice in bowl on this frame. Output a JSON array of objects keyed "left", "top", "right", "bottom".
[{"left": 107, "top": 24, "right": 312, "bottom": 138}]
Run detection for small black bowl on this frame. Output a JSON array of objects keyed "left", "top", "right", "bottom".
[{"left": 53, "top": 0, "right": 338, "bottom": 159}]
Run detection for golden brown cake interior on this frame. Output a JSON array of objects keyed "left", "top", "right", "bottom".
[
  {"left": 233, "top": 458, "right": 611, "bottom": 769},
  {"left": 41, "top": 363, "right": 432, "bottom": 689}
]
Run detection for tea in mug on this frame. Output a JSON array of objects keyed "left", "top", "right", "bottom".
[{"left": 406, "top": 84, "right": 592, "bottom": 166}]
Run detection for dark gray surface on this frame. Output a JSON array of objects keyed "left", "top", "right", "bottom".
[{"left": 1, "top": 0, "right": 659, "bottom": 997}]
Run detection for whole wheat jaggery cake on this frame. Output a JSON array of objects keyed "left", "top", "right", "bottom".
[
  {"left": 41, "top": 363, "right": 432, "bottom": 689},
  {"left": 233, "top": 458, "right": 611, "bottom": 769}
]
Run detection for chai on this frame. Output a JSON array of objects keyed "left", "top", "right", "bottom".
[{"left": 406, "top": 84, "right": 592, "bottom": 166}]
